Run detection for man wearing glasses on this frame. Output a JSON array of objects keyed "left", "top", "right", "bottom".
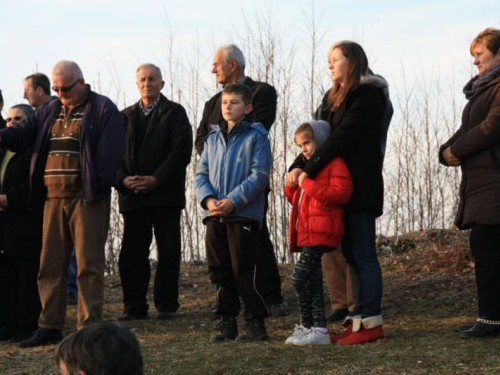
[{"left": 0, "top": 60, "right": 125, "bottom": 347}]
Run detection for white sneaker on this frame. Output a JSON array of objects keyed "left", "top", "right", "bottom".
[
  {"left": 285, "top": 325, "right": 310, "bottom": 345},
  {"left": 294, "top": 327, "right": 330, "bottom": 346}
]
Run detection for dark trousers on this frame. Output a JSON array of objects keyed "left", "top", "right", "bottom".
[
  {"left": 119, "top": 207, "right": 181, "bottom": 314},
  {"left": 206, "top": 220, "right": 270, "bottom": 319},
  {"left": 292, "top": 246, "right": 328, "bottom": 328},
  {"left": 256, "top": 195, "right": 283, "bottom": 306},
  {"left": 0, "top": 255, "right": 41, "bottom": 333},
  {"left": 342, "top": 210, "right": 382, "bottom": 318},
  {"left": 470, "top": 224, "right": 500, "bottom": 320}
]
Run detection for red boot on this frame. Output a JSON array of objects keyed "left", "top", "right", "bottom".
[
  {"left": 336, "top": 316, "right": 384, "bottom": 345},
  {"left": 330, "top": 315, "right": 359, "bottom": 343}
]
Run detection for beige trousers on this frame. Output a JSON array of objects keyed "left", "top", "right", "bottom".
[
  {"left": 38, "top": 197, "right": 110, "bottom": 330},
  {"left": 322, "top": 247, "right": 355, "bottom": 311}
]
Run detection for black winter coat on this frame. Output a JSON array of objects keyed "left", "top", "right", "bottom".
[
  {"left": 290, "top": 75, "right": 389, "bottom": 217},
  {"left": 117, "top": 94, "right": 193, "bottom": 212},
  {"left": 0, "top": 148, "right": 43, "bottom": 258},
  {"left": 440, "top": 76, "right": 500, "bottom": 229},
  {"left": 195, "top": 77, "right": 277, "bottom": 155}
]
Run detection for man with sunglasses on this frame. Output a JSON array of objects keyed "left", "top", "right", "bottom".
[
  {"left": 23, "top": 72, "right": 79, "bottom": 307},
  {"left": 0, "top": 60, "right": 125, "bottom": 347}
]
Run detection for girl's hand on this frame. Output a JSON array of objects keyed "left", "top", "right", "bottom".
[
  {"left": 298, "top": 172, "right": 309, "bottom": 187},
  {"left": 286, "top": 168, "right": 303, "bottom": 187}
]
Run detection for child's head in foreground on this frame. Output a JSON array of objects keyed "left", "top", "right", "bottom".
[
  {"left": 294, "top": 120, "right": 331, "bottom": 160},
  {"left": 56, "top": 322, "right": 143, "bottom": 375},
  {"left": 221, "top": 83, "right": 253, "bottom": 125}
]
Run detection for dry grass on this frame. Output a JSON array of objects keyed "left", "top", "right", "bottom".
[{"left": 1, "top": 232, "right": 499, "bottom": 374}]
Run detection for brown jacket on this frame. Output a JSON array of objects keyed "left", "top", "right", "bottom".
[{"left": 440, "top": 75, "right": 500, "bottom": 229}]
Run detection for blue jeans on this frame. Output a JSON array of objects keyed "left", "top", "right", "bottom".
[{"left": 342, "top": 210, "right": 382, "bottom": 318}]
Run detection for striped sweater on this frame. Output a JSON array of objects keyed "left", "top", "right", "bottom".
[{"left": 44, "top": 105, "right": 84, "bottom": 197}]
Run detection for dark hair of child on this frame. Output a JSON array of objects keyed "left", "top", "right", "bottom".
[
  {"left": 222, "top": 83, "right": 253, "bottom": 105},
  {"left": 55, "top": 322, "right": 144, "bottom": 375}
]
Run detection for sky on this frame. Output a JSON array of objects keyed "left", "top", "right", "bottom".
[{"left": 0, "top": 0, "right": 499, "bottom": 113}]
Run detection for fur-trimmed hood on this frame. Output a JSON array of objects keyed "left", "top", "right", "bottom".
[{"left": 360, "top": 74, "right": 389, "bottom": 96}]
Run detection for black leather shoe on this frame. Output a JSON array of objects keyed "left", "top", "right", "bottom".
[
  {"left": 8, "top": 328, "right": 37, "bottom": 343},
  {"left": 327, "top": 308, "right": 349, "bottom": 323},
  {"left": 117, "top": 312, "right": 149, "bottom": 322},
  {"left": 18, "top": 328, "right": 63, "bottom": 348},
  {"left": 459, "top": 323, "right": 474, "bottom": 332},
  {"left": 460, "top": 322, "right": 500, "bottom": 339}
]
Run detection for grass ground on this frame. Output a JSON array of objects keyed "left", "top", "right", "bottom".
[{"left": 1, "top": 231, "right": 498, "bottom": 374}]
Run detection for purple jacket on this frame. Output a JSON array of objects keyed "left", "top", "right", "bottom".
[{"left": 0, "top": 90, "right": 125, "bottom": 202}]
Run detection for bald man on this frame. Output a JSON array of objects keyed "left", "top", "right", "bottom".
[{"left": 0, "top": 60, "right": 125, "bottom": 347}]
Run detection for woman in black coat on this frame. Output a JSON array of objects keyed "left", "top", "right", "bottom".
[
  {"left": 287, "top": 41, "right": 390, "bottom": 345},
  {"left": 440, "top": 27, "right": 500, "bottom": 339},
  {"left": 0, "top": 104, "right": 43, "bottom": 343}
]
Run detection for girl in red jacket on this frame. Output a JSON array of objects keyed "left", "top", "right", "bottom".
[{"left": 284, "top": 120, "right": 352, "bottom": 346}]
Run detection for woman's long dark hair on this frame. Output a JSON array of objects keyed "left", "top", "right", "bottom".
[{"left": 328, "top": 41, "right": 368, "bottom": 111}]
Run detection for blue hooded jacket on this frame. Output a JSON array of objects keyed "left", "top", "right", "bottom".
[{"left": 195, "top": 120, "right": 271, "bottom": 224}]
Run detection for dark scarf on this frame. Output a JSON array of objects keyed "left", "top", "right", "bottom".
[{"left": 463, "top": 62, "right": 500, "bottom": 100}]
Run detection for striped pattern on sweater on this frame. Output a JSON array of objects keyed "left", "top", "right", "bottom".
[{"left": 44, "top": 107, "right": 84, "bottom": 197}]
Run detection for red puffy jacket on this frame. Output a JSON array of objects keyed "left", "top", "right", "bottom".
[{"left": 285, "top": 157, "right": 353, "bottom": 253}]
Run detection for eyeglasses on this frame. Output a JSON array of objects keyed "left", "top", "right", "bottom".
[
  {"left": 52, "top": 79, "right": 80, "bottom": 93},
  {"left": 6, "top": 116, "right": 24, "bottom": 123}
]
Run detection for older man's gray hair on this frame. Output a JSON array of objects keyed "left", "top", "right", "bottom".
[
  {"left": 218, "top": 44, "right": 246, "bottom": 70},
  {"left": 53, "top": 60, "right": 84, "bottom": 80},
  {"left": 136, "top": 63, "right": 163, "bottom": 79}
]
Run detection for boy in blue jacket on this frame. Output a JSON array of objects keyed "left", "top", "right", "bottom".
[{"left": 195, "top": 83, "right": 271, "bottom": 342}]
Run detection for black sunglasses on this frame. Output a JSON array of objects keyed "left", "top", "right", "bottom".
[
  {"left": 6, "top": 116, "right": 23, "bottom": 123},
  {"left": 52, "top": 79, "right": 80, "bottom": 93}
]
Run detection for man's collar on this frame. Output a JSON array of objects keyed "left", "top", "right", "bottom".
[
  {"left": 139, "top": 95, "right": 161, "bottom": 116},
  {"left": 222, "top": 76, "right": 247, "bottom": 88}
]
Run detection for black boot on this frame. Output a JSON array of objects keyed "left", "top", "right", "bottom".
[
  {"left": 18, "top": 328, "right": 63, "bottom": 348},
  {"left": 211, "top": 316, "right": 238, "bottom": 343},
  {"left": 235, "top": 318, "right": 269, "bottom": 342},
  {"left": 460, "top": 322, "right": 500, "bottom": 339}
]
